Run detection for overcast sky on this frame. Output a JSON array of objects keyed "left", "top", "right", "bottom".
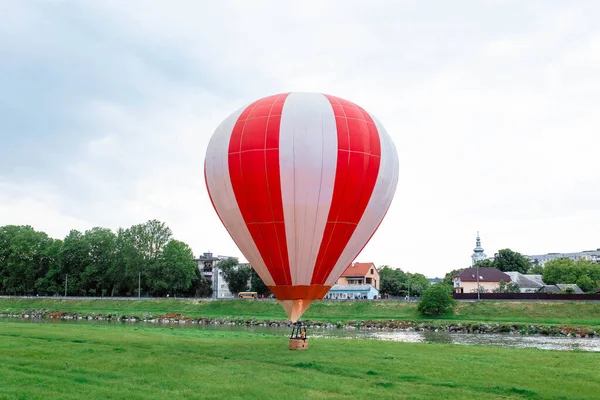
[{"left": 1, "top": 0, "right": 599, "bottom": 278}]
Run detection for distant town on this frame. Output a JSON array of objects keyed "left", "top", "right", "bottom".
[{"left": 197, "top": 232, "right": 600, "bottom": 300}]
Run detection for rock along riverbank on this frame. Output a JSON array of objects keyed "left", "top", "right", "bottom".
[{"left": 1, "top": 309, "right": 597, "bottom": 338}]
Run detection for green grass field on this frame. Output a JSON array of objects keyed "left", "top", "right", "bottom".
[
  {"left": 0, "top": 321, "right": 599, "bottom": 399},
  {"left": 1, "top": 298, "right": 600, "bottom": 327}
]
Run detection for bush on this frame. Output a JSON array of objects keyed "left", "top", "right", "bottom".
[{"left": 418, "top": 283, "right": 456, "bottom": 316}]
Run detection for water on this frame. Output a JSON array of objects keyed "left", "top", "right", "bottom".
[{"left": 6, "top": 318, "right": 600, "bottom": 352}]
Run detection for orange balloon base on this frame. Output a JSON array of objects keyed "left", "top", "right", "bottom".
[{"left": 279, "top": 299, "right": 313, "bottom": 323}]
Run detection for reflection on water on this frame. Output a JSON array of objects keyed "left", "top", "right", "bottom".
[{"left": 7, "top": 318, "right": 600, "bottom": 352}]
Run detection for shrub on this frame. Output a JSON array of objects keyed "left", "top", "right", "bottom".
[{"left": 418, "top": 283, "right": 456, "bottom": 316}]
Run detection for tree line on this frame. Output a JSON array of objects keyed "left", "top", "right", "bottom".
[
  {"left": 378, "top": 266, "right": 430, "bottom": 297},
  {"left": 0, "top": 220, "right": 212, "bottom": 297}
]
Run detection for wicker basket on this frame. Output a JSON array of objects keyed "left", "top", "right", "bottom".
[{"left": 289, "top": 338, "right": 309, "bottom": 350}]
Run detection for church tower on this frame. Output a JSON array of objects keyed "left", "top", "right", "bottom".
[{"left": 471, "top": 231, "right": 487, "bottom": 266}]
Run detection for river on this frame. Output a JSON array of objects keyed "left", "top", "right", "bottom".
[{"left": 7, "top": 318, "right": 600, "bottom": 352}]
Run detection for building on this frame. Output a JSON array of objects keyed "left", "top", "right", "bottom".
[
  {"left": 453, "top": 267, "right": 511, "bottom": 293},
  {"left": 195, "top": 252, "right": 249, "bottom": 299},
  {"left": 471, "top": 232, "right": 487, "bottom": 266},
  {"left": 525, "top": 249, "right": 600, "bottom": 267},
  {"left": 324, "top": 262, "right": 380, "bottom": 299},
  {"left": 538, "top": 284, "right": 584, "bottom": 294},
  {"left": 504, "top": 272, "right": 544, "bottom": 293},
  {"left": 324, "top": 284, "right": 379, "bottom": 300},
  {"left": 336, "top": 262, "right": 380, "bottom": 290}
]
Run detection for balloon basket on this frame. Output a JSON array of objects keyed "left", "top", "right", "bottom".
[
  {"left": 289, "top": 321, "right": 308, "bottom": 351},
  {"left": 289, "top": 338, "right": 308, "bottom": 350}
]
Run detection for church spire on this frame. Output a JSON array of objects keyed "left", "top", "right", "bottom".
[{"left": 472, "top": 231, "right": 487, "bottom": 266}]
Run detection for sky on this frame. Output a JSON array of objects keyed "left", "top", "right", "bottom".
[{"left": 1, "top": 0, "right": 599, "bottom": 278}]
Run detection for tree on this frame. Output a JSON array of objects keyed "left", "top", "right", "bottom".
[
  {"left": 2, "top": 226, "right": 56, "bottom": 295},
  {"left": 474, "top": 259, "right": 494, "bottom": 269},
  {"left": 113, "top": 220, "right": 173, "bottom": 296},
  {"left": 218, "top": 257, "right": 251, "bottom": 295},
  {"left": 493, "top": 249, "right": 531, "bottom": 273},
  {"left": 576, "top": 275, "right": 594, "bottom": 293},
  {"left": 443, "top": 269, "right": 463, "bottom": 286},
  {"left": 528, "top": 264, "right": 544, "bottom": 275},
  {"left": 380, "top": 278, "right": 401, "bottom": 297},
  {"left": 249, "top": 269, "right": 271, "bottom": 296},
  {"left": 494, "top": 280, "right": 520, "bottom": 293},
  {"left": 542, "top": 258, "right": 575, "bottom": 285},
  {"left": 35, "top": 239, "right": 63, "bottom": 295},
  {"left": 418, "top": 283, "right": 456, "bottom": 316},
  {"left": 379, "top": 265, "right": 411, "bottom": 296},
  {"left": 150, "top": 240, "right": 197, "bottom": 296},
  {"left": 59, "top": 229, "right": 90, "bottom": 295},
  {"left": 190, "top": 268, "right": 213, "bottom": 298},
  {"left": 404, "top": 273, "right": 430, "bottom": 296},
  {"left": 560, "top": 286, "right": 576, "bottom": 294},
  {"left": 81, "top": 227, "right": 117, "bottom": 296},
  {"left": 542, "top": 258, "right": 600, "bottom": 290}
]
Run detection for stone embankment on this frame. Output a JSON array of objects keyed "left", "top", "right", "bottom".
[{"left": 1, "top": 309, "right": 597, "bottom": 338}]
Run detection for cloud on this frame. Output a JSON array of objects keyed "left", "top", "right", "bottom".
[{"left": 1, "top": 0, "right": 599, "bottom": 277}]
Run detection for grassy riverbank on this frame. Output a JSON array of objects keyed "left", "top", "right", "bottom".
[
  {"left": 1, "top": 298, "right": 600, "bottom": 328},
  {"left": 1, "top": 321, "right": 599, "bottom": 399}
]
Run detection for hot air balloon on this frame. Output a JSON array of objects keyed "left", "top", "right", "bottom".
[{"left": 204, "top": 92, "right": 399, "bottom": 324}]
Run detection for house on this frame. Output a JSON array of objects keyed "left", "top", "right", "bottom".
[
  {"left": 453, "top": 268, "right": 511, "bottom": 293},
  {"left": 324, "top": 262, "right": 380, "bottom": 300},
  {"left": 336, "top": 262, "right": 380, "bottom": 290},
  {"left": 324, "top": 284, "right": 379, "bottom": 300},
  {"left": 504, "top": 272, "right": 544, "bottom": 293}
]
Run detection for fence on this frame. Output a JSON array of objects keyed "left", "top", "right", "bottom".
[{"left": 453, "top": 293, "right": 600, "bottom": 301}]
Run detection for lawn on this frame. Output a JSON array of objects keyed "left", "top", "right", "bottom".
[
  {"left": 0, "top": 321, "right": 599, "bottom": 399},
  {"left": 1, "top": 298, "right": 600, "bottom": 328}
]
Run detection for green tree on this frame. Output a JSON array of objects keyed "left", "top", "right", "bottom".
[
  {"left": 542, "top": 258, "right": 599, "bottom": 293},
  {"left": 560, "top": 286, "right": 576, "bottom": 294},
  {"left": 493, "top": 249, "right": 531, "bottom": 273},
  {"left": 150, "top": 240, "right": 197, "bottom": 296},
  {"left": 380, "top": 278, "right": 401, "bottom": 297},
  {"left": 379, "top": 265, "right": 409, "bottom": 296},
  {"left": 2, "top": 226, "right": 56, "bottom": 295},
  {"left": 249, "top": 269, "right": 271, "bottom": 296},
  {"left": 112, "top": 220, "right": 173, "bottom": 296},
  {"left": 218, "top": 257, "right": 251, "bottom": 295},
  {"left": 190, "top": 268, "right": 213, "bottom": 298},
  {"left": 404, "top": 273, "right": 430, "bottom": 296},
  {"left": 542, "top": 258, "right": 575, "bottom": 285},
  {"left": 528, "top": 264, "right": 544, "bottom": 275},
  {"left": 60, "top": 230, "right": 91, "bottom": 295},
  {"left": 576, "top": 275, "right": 594, "bottom": 293},
  {"left": 417, "top": 283, "right": 456, "bottom": 316},
  {"left": 35, "top": 239, "right": 63, "bottom": 295},
  {"left": 443, "top": 269, "right": 463, "bottom": 286},
  {"left": 474, "top": 259, "right": 495, "bottom": 269},
  {"left": 81, "top": 227, "right": 117, "bottom": 296},
  {"left": 494, "top": 280, "right": 520, "bottom": 293}
]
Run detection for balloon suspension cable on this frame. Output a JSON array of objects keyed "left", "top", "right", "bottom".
[{"left": 290, "top": 321, "right": 307, "bottom": 341}]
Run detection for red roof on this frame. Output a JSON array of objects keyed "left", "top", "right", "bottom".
[
  {"left": 341, "top": 262, "right": 376, "bottom": 277},
  {"left": 455, "top": 268, "right": 511, "bottom": 283}
]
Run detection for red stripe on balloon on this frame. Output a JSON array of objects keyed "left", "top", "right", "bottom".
[
  {"left": 227, "top": 93, "right": 292, "bottom": 285},
  {"left": 310, "top": 95, "right": 382, "bottom": 285}
]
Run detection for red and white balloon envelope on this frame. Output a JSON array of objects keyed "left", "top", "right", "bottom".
[{"left": 204, "top": 92, "right": 399, "bottom": 322}]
